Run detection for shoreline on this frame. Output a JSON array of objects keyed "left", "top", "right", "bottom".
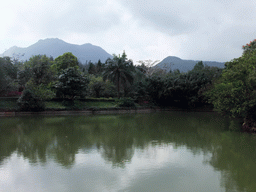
[{"left": 0, "top": 106, "right": 214, "bottom": 117}]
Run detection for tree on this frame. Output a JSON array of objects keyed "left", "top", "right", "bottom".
[
  {"left": 206, "top": 41, "right": 256, "bottom": 131},
  {"left": 103, "top": 51, "right": 135, "bottom": 98},
  {"left": 55, "top": 67, "right": 89, "bottom": 100},
  {"left": 17, "top": 55, "right": 56, "bottom": 102},
  {"left": 88, "top": 62, "right": 96, "bottom": 75},
  {"left": 88, "top": 75, "right": 105, "bottom": 98},
  {"left": 17, "top": 89, "right": 45, "bottom": 111},
  {"left": 52, "top": 52, "right": 79, "bottom": 74},
  {"left": 23, "top": 55, "right": 55, "bottom": 85},
  {"left": 146, "top": 75, "right": 165, "bottom": 104},
  {"left": 144, "top": 63, "right": 222, "bottom": 107},
  {"left": 0, "top": 57, "right": 19, "bottom": 96},
  {"left": 25, "top": 80, "right": 55, "bottom": 101},
  {"left": 242, "top": 39, "right": 256, "bottom": 55},
  {"left": 137, "top": 60, "right": 162, "bottom": 77},
  {"left": 96, "top": 60, "right": 104, "bottom": 74},
  {"left": 88, "top": 60, "right": 105, "bottom": 76},
  {"left": 192, "top": 61, "right": 204, "bottom": 71},
  {"left": 17, "top": 66, "right": 32, "bottom": 88},
  {"left": 206, "top": 51, "right": 256, "bottom": 118}
]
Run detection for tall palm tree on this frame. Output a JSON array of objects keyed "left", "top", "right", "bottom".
[{"left": 103, "top": 52, "right": 135, "bottom": 98}]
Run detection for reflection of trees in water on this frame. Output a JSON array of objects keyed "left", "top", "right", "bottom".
[
  {"left": 0, "top": 116, "right": 95, "bottom": 167},
  {"left": 1, "top": 113, "right": 256, "bottom": 191},
  {"left": 99, "top": 122, "right": 135, "bottom": 167},
  {"left": 209, "top": 132, "right": 256, "bottom": 192}
]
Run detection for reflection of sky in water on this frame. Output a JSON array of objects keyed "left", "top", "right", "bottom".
[{"left": 0, "top": 143, "right": 225, "bottom": 192}]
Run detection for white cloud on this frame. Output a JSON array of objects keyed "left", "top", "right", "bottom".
[{"left": 1, "top": 0, "right": 256, "bottom": 62}]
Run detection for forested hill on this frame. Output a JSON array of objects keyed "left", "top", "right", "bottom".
[
  {"left": 0, "top": 38, "right": 112, "bottom": 64},
  {"left": 156, "top": 56, "right": 225, "bottom": 72}
]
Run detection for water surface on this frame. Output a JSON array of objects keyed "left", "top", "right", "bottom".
[{"left": 0, "top": 112, "right": 256, "bottom": 192}]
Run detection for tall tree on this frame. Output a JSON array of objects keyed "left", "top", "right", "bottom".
[
  {"left": 22, "top": 55, "right": 54, "bottom": 85},
  {"left": 103, "top": 52, "right": 135, "bottom": 98},
  {"left": 0, "top": 57, "right": 19, "bottom": 96},
  {"left": 17, "top": 55, "right": 56, "bottom": 111},
  {"left": 192, "top": 61, "right": 204, "bottom": 71},
  {"left": 55, "top": 67, "right": 89, "bottom": 100},
  {"left": 206, "top": 40, "right": 256, "bottom": 131}
]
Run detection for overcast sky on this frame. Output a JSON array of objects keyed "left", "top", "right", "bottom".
[{"left": 1, "top": 0, "right": 256, "bottom": 64}]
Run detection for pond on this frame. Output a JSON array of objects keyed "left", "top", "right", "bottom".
[{"left": 0, "top": 111, "right": 256, "bottom": 192}]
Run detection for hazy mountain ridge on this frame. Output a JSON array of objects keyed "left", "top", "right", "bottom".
[
  {"left": 1, "top": 38, "right": 113, "bottom": 64},
  {"left": 156, "top": 56, "right": 225, "bottom": 72},
  {"left": 1, "top": 39, "right": 225, "bottom": 70}
]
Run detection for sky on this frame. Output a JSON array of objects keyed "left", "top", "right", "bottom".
[{"left": 1, "top": 0, "right": 256, "bottom": 64}]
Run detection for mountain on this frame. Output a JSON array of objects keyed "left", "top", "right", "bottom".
[
  {"left": 1, "top": 38, "right": 112, "bottom": 64},
  {"left": 155, "top": 56, "right": 225, "bottom": 72}
]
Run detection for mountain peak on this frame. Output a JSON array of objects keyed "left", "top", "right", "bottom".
[
  {"left": 1, "top": 38, "right": 112, "bottom": 63},
  {"left": 164, "top": 56, "right": 182, "bottom": 62},
  {"left": 36, "top": 38, "right": 66, "bottom": 45},
  {"left": 156, "top": 56, "right": 225, "bottom": 72}
]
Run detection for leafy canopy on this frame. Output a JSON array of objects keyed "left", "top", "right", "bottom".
[
  {"left": 206, "top": 44, "right": 256, "bottom": 118},
  {"left": 52, "top": 52, "right": 79, "bottom": 74},
  {"left": 55, "top": 67, "right": 89, "bottom": 99},
  {"left": 103, "top": 51, "right": 135, "bottom": 98}
]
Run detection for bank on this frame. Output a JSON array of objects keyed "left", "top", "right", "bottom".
[{"left": 2, "top": 97, "right": 253, "bottom": 133}]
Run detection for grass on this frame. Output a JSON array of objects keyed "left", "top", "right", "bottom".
[
  {"left": 0, "top": 100, "right": 18, "bottom": 110},
  {"left": 45, "top": 100, "right": 118, "bottom": 110},
  {"left": 0, "top": 98, "right": 143, "bottom": 111},
  {"left": 45, "top": 101, "right": 66, "bottom": 109},
  {"left": 85, "top": 101, "right": 117, "bottom": 108}
]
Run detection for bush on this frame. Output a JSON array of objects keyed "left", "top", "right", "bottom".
[
  {"left": 61, "top": 99, "right": 74, "bottom": 107},
  {"left": 117, "top": 98, "right": 136, "bottom": 108},
  {"left": 17, "top": 89, "right": 45, "bottom": 111}
]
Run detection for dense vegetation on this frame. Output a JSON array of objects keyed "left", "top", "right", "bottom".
[
  {"left": 1, "top": 39, "right": 256, "bottom": 131},
  {"left": 206, "top": 39, "right": 256, "bottom": 132}
]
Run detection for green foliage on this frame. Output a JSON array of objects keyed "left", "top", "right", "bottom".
[
  {"left": 146, "top": 75, "right": 165, "bottom": 104},
  {"left": 117, "top": 98, "right": 136, "bottom": 108},
  {"left": 192, "top": 61, "right": 204, "bottom": 71},
  {"left": 52, "top": 52, "right": 79, "bottom": 74},
  {"left": 88, "top": 62, "right": 96, "bottom": 75},
  {"left": 17, "top": 66, "right": 32, "bottom": 87},
  {"left": 103, "top": 51, "right": 135, "bottom": 98},
  {"left": 0, "top": 57, "right": 19, "bottom": 96},
  {"left": 16, "top": 55, "right": 55, "bottom": 111},
  {"left": 0, "top": 57, "right": 18, "bottom": 79},
  {"left": 17, "top": 55, "right": 56, "bottom": 99},
  {"left": 26, "top": 80, "right": 55, "bottom": 100},
  {"left": 23, "top": 55, "right": 55, "bottom": 85},
  {"left": 133, "top": 80, "right": 149, "bottom": 101},
  {"left": 87, "top": 75, "right": 116, "bottom": 98},
  {"left": 168, "top": 69, "right": 181, "bottom": 76},
  {"left": 55, "top": 67, "right": 89, "bottom": 99},
  {"left": 144, "top": 63, "right": 222, "bottom": 107},
  {"left": 102, "top": 80, "right": 117, "bottom": 98},
  {"left": 206, "top": 48, "right": 256, "bottom": 118},
  {"left": 0, "top": 98, "right": 18, "bottom": 110},
  {"left": 17, "top": 89, "right": 45, "bottom": 111},
  {"left": 88, "top": 75, "right": 105, "bottom": 97},
  {"left": 242, "top": 39, "right": 256, "bottom": 55}
]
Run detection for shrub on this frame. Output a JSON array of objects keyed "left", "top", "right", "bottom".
[
  {"left": 117, "top": 98, "right": 136, "bottom": 108},
  {"left": 17, "top": 89, "right": 45, "bottom": 111}
]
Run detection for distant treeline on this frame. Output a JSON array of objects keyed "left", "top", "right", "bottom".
[{"left": 1, "top": 40, "right": 256, "bottom": 132}]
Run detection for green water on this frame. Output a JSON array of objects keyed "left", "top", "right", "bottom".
[{"left": 0, "top": 112, "right": 256, "bottom": 192}]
